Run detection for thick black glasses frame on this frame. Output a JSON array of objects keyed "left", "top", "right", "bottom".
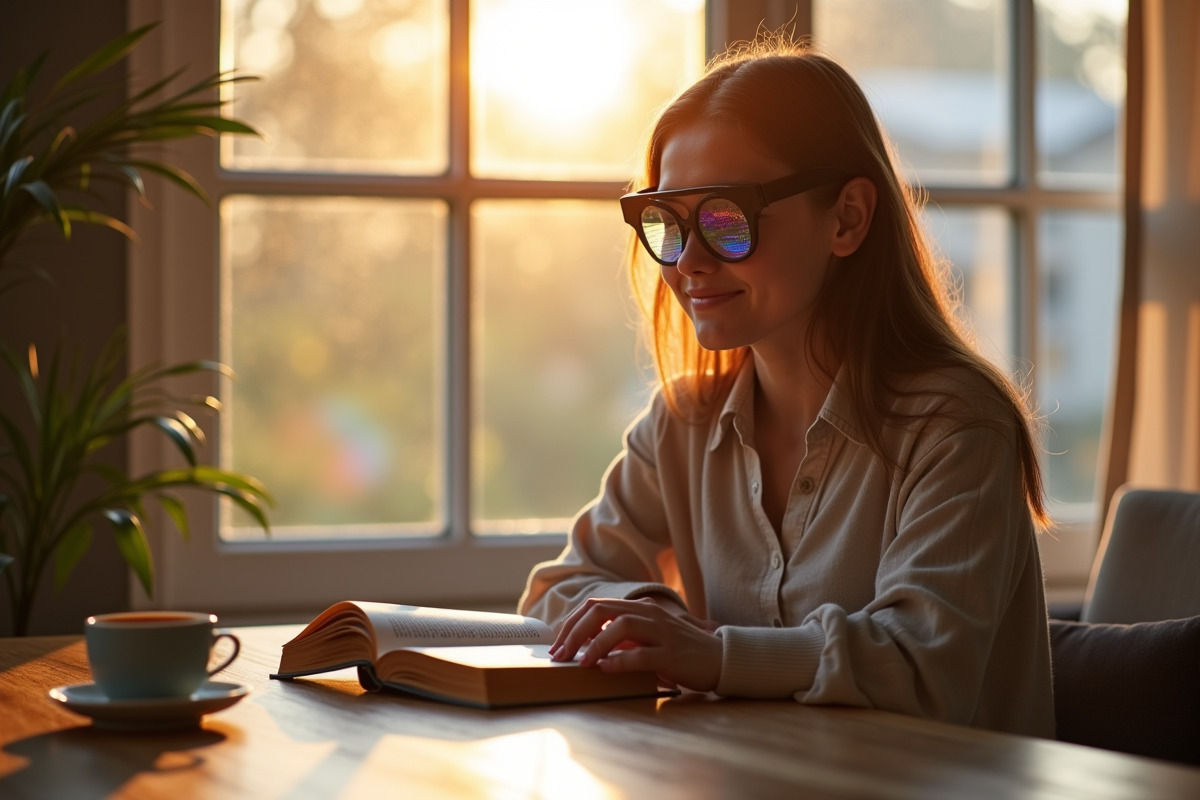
[{"left": 620, "top": 168, "right": 850, "bottom": 266}]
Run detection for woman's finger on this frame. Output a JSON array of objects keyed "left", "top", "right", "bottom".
[
  {"left": 550, "top": 598, "right": 628, "bottom": 660},
  {"left": 578, "top": 611, "right": 661, "bottom": 666},
  {"left": 551, "top": 597, "right": 660, "bottom": 661}
]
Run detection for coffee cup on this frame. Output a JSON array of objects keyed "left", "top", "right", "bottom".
[{"left": 84, "top": 611, "right": 241, "bottom": 700}]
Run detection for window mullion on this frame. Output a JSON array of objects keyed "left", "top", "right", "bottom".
[
  {"left": 1012, "top": 0, "right": 1038, "bottom": 190},
  {"left": 925, "top": 186, "right": 1118, "bottom": 210},
  {"left": 449, "top": 0, "right": 472, "bottom": 542},
  {"left": 1011, "top": 0, "right": 1039, "bottom": 367}
]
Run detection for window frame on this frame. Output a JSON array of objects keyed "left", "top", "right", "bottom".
[
  {"left": 128, "top": 0, "right": 1118, "bottom": 616},
  {"left": 782, "top": 0, "right": 1122, "bottom": 600},
  {"left": 128, "top": 0, "right": 599, "bottom": 615},
  {"left": 907, "top": 0, "right": 1122, "bottom": 599}
]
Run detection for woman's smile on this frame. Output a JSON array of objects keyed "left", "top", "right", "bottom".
[{"left": 685, "top": 287, "right": 742, "bottom": 311}]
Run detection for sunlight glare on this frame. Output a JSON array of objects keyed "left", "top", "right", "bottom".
[
  {"left": 472, "top": 0, "right": 634, "bottom": 130},
  {"left": 343, "top": 729, "right": 620, "bottom": 798},
  {"left": 373, "top": 20, "right": 439, "bottom": 70}
]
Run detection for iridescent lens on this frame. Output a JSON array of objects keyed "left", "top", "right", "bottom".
[
  {"left": 641, "top": 206, "right": 683, "bottom": 263},
  {"left": 698, "top": 198, "right": 751, "bottom": 259}
]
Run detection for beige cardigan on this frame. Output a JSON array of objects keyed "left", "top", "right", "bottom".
[{"left": 520, "top": 359, "right": 1055, "bottom": 738}]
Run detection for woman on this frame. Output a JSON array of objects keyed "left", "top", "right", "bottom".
[{"left": 519, "top": 39, "right": 1055, "bottom": 737}]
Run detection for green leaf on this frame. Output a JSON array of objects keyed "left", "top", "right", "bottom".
[
  {"left": 0, "top": 344, "right": 41, "bottom": 425},
  {"left": 150, "top": 416, "right": 197, "bottom": 465},
  {"left": 115, "top": 163, "right": 146, "bottom": 199},
  {"left": 3, "top": 155, "right": 32, "bottom": 194},
  {"left": 151, "top": 115, "right": 259, "bottom": 136},
  {"left": 55, "top": 24, "right": 156, "bottom": 89},
  {"left": 123, "top": 67, "right": 186, "bottom": 108},
  {"left": 60, "top": 206, "right": 137, "bottom": 240},
  {"left": 157, "top": 359, "right": 235, "bottom": 380},
  {"left": 104, "top": 508, "right": 154, "bottom": 597},
  {"left": 0, "top": 95, "right": 28, "bottom": 153},
  {"left": 53, "top": 521, "right": 92, "bottom": 590},
  {"left": 156, "top": 493, "right": 190, "bottom": 541},
  {"left": 193, "top": 466, "right": 275, "bottom": 505},
  {"left": 47, "top": 125, "right": 76, "bottom": 161},
  {"left": 20, "top": 180, "right": 70, "bottom": 238},
  {"left": 0, "top": 24, "right": 260, "bottom": 286},
  {"left": 172, "top": 411, "right": 205, "bottom": 446},
  {"left": 214, "top": 485, "right": 271, "bottom": 532},
  {"left": 124, "top": 160, "right": 208, "bottom": 203}
]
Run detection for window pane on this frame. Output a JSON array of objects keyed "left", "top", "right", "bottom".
[
  {"left": 470, "top": 0, "right": 705, "bottom": 180},
  {"left": 222, "top": 196, "right": 445, "bottom": 539},
  {"left": 814, "top": 0, "right": 1010, "bottom": 186},
  {"left": 222, "top": 0, "right": 448, "bottom": 173},
  {"left": 472, "top": 200, "right": 649, "bottom": 529},
  {"left": 1038, "top": 211, "right": 1120, "bottom": 506},
  {"left": 1036, "top": 0, "right": 1126, "bottom": 189},
  {"left": 923, "top": 205, "right": 1013, "bottom": 367}
]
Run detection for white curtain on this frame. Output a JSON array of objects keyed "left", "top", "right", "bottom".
[{"left": 1101, "top": 0, "right": 1200, "bottom": 517}]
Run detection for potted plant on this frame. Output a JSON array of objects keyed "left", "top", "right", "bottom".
[{"left": 0, "top": 24, "right": 273, "bottom": 635}]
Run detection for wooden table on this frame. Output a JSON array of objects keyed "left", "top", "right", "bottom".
[{"left": 3, "top": 625, "right": 1199, "bottom": 799}]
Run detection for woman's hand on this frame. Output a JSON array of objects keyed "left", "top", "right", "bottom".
[{"left": 549, "top": 596, "right": 723, "bottom": 692}]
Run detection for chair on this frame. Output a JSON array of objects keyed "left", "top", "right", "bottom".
[
  {"left": 1048, "top": 486, "right": 1200, "bottom": 766},
  {"left": 1081, "top": 486, "right": 1200, "bottom": 624}
]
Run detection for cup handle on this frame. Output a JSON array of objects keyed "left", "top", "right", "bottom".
[{"left": 207, "top": 631, "right": 241, "bottom": 677}]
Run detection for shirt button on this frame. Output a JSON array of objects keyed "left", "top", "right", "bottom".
[
  {"left": 771, "top": 553, "right": 782, "bottom": 569},
  {"left": 798, "top": 477, "right": 815, "bottom": 494},
  {"left": 751, "top": 480, "right": 760, "bottom": 494}
]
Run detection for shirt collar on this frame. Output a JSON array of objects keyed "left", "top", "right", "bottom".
[{"left": 709, "top": 357, "right": 866, "bottom": 452}]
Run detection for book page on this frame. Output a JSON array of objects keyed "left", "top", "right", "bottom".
[{"left": 357, "top": 602, "right": 555, "bottom": 657}]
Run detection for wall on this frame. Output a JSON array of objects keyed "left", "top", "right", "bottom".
[{"left": 0, "top": 0, "right": 131, "bottom": 635}]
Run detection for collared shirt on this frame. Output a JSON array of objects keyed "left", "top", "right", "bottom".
[{"left": 519, "top": 358, "right": 1055, "bottom": 738}]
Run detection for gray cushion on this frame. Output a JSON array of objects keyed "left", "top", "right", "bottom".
[
  {"left": 1084, "top": 488, "right": 1200, "bottom": 624},
  {"left": 1050, "top": 615, "right": 1200, "bottom": 765}
]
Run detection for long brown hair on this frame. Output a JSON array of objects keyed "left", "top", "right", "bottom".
[{"left": 627, "top": 39, "right": 1049, "bottom": 529}]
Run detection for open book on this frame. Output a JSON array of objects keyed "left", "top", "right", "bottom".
[{"left": 270, "top": 600, "right": 663, "bottom": 709}]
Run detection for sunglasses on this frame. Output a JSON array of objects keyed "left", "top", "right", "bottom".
[{"left": 620, "top": 169, "right": 850, "bottom": 266}]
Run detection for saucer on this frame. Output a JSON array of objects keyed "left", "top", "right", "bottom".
[{"left": 48, "top": 681, "right": 249, "bottom": 732}]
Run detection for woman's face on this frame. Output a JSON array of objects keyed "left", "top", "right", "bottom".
[{"left": 657, "top": 121, "right": 843, "bottom": 361}]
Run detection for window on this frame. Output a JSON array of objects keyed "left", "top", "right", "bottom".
[
  {"left": 130, "top": 0, "right": 704, "bottom": 613},
  {"left": 814, "top": 0, "right": 1125, "bottom": 515},
  {"left": 811, "top": 0, "right": 1126, "bottom": 594},
  {"left": 132, "top": 0, "right": 1123, "bottom": 614}
]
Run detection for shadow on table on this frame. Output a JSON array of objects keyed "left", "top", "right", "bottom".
[{"left": 0, "top": 725, "right": 225, "bottom": 799}]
